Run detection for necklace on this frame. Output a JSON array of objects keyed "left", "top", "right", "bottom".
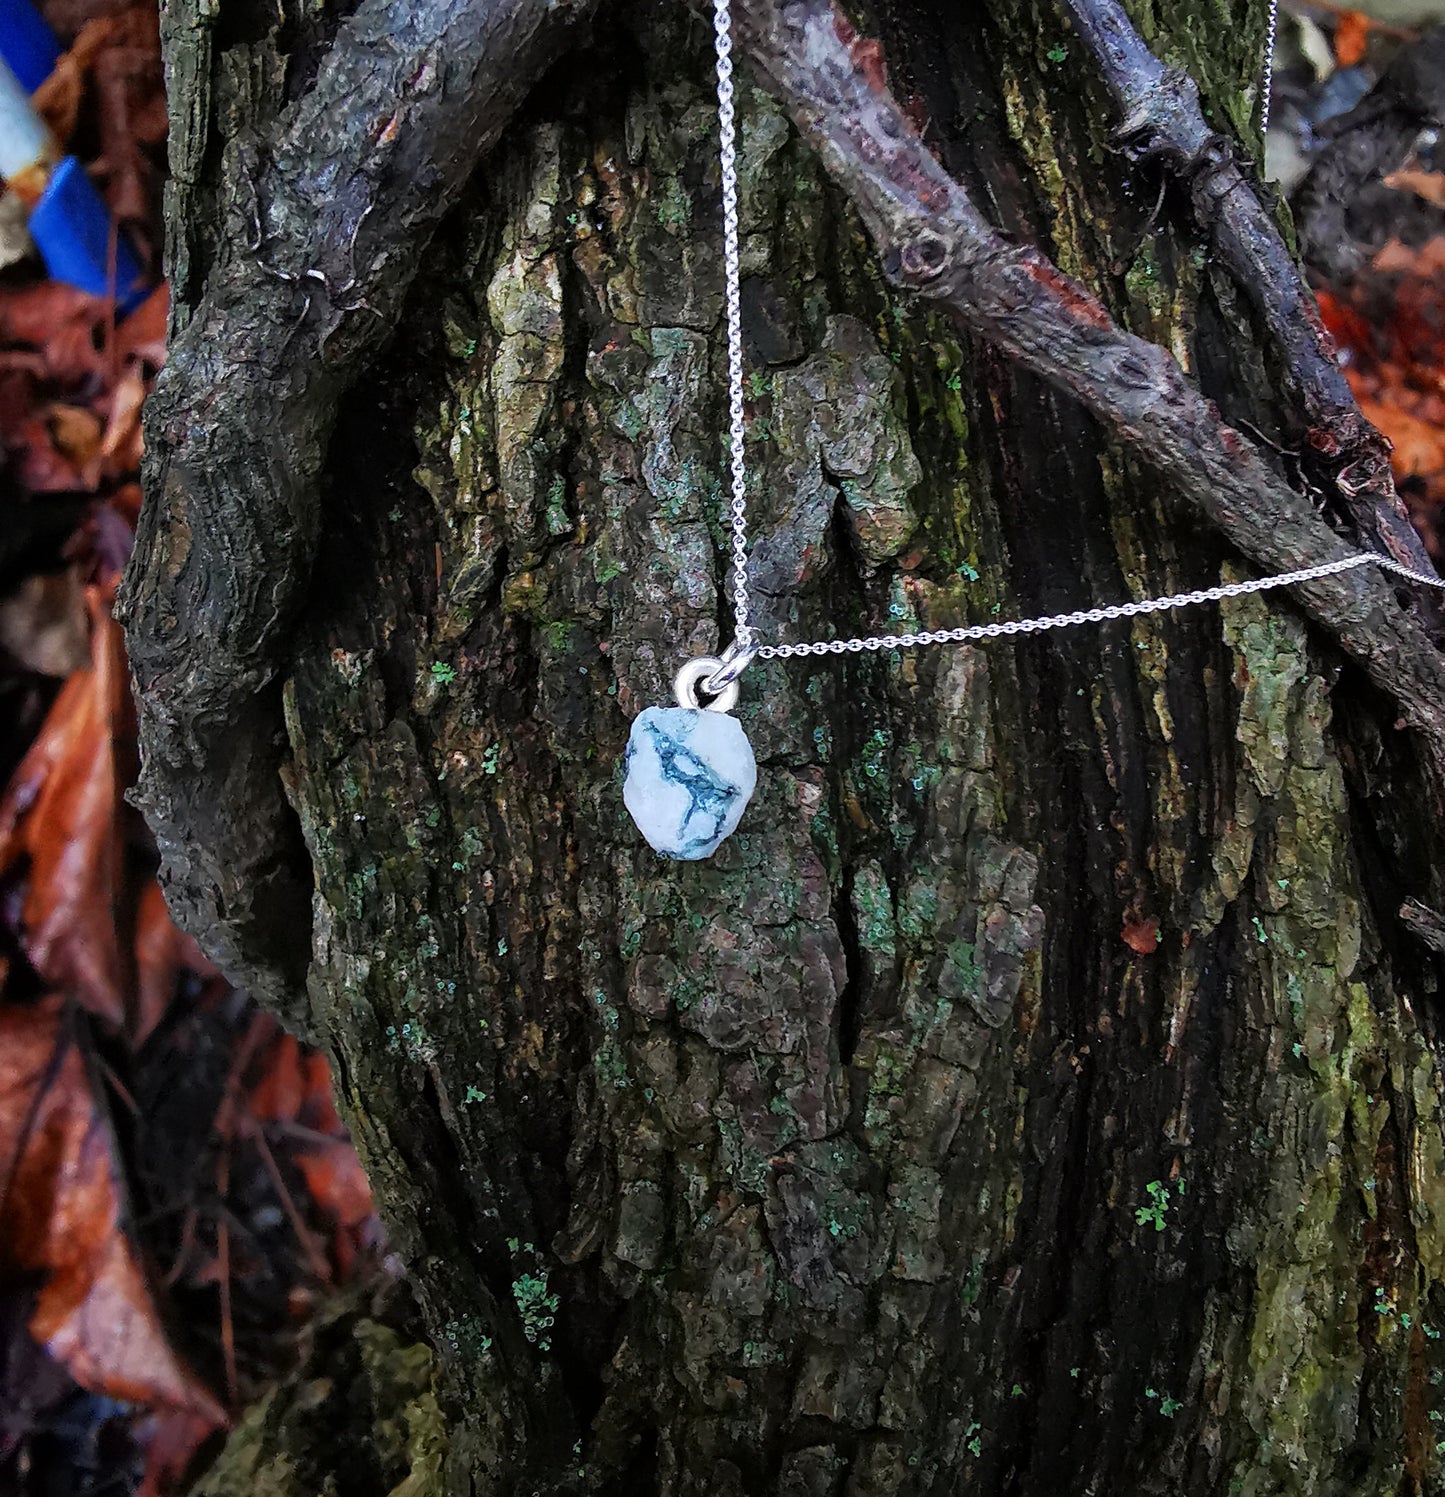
[{"left": 621, "top": 0, "right": 1444, "bottom": 862}]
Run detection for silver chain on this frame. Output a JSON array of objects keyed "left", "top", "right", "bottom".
[
  {"left": 755, "top": 554, "right": 1445, "bottom": 660},
  {"left": 702, "top": 0, "right": 1443, "bottom": 689},
  {"left": 1260, "top": 0, "right": 1279, "bottom": 136},
  {"left": 713, "top": 0, "right": 751, "bottom": 651}
]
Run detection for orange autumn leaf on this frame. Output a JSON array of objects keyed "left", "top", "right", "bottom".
[
  {"left": 1384, "top": 169, "right": 1445, "bottom": 210},
  {"left": 1373, "top": 238, "right": 1445, "bottom": 278},
  {"left": 0, "top": 281, "right": 112, "bottom": 386},
  {"left": 0, "top": 1000, "right": 225, "bottom": 1423},
  {"left": 100, "top": 367, "right": 148, "bottom": 476},
  {"left": 1334, "top": 9, "right": 1370, "bottom": 67},
  {"left": 1358, "top": 396, "right": 1445, "bottom": 481},
  {"left": 32, "top": 17, "right": 122, "bottom": 149},
  {"left": 242, "top": 1021, "right": 377, "bottom": 1277},
  {"left": 48, "top": 402, "right": 105, "bottom": 483},
  {"left": 0, "top": 591, "right": 131, "bottom": 1027},
  {"left": 115, "top": 284, "right": 168, "bottom": 367},
  {"left": 133, "top": 880, "right": 216, "bottom": 1047}
]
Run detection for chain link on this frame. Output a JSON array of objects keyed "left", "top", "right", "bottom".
[
  {"left": 753, "top": 554, "right": 1445, "bottom": 661},
  {"left": 706, "top": 0, "right": 1443, "bottom": 676},
  {"left": 713, "top": 0, "right": 751, "bottom": 650},
  {"left": 1260, "top": 0, "right": 1279, "bottom": 137}
]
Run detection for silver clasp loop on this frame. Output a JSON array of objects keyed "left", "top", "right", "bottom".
[
  {"left": 672, "top": 639, "right": 756, "bottom": 714},
  {"left": 674, "top": 656, "right": 738, "bottom": 713},
  {"left": 702, "top": 637, "right": 757, "bottom": 695}
]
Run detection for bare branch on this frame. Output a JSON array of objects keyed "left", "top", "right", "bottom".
[
  {"left": 1058, "top": 0, "right": 1439, "bottom": 626},
  {"left": 118, "top": 0, "right": 597, "bottom": 1011},
  {"left": 731, "top": 0, "right": 1445, "bottom": 766}
]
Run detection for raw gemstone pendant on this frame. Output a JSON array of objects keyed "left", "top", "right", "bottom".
[{"left": 623, "top": 655, "right": 756, "bottom": 859}]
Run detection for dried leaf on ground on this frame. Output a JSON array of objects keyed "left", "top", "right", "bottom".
[
  {"left": 1384, "top": 169, "right": 1445, "bottom": 208},
  {"left": 1334, "top": 8, "right": 1373, "bottom": 65},
  {"left": 0, "top": 569, "right": 90, "bottom": 677},
  {"left": 0, "top": 1000, "right": 224, "bottom": 1421},
  {"left": 0, "top": 592, "right": 131, "bottom": 1026}
]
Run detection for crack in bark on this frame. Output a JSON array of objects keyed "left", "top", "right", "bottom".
[
  {"left": 118, "top": 0, "right": 599, "bottom": 1007},
  {"left": 728, "top": 0, "right": 1445, "bottom": 790}
]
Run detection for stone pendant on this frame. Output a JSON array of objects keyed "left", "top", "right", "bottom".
[{"left": 623, "top": 706, "right": 757, "bottom": 859}]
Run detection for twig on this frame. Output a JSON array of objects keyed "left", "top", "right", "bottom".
[
  {"left": 247, "top": 1116, "right": 334, "bottom": 1282},
  {"left": 730, "top": 0, "right": 1445, "bottom": 770},
  {"left": 1058, "top": 0, "right": 1440, "bottom": 624},
  {"left": 117, "top": 0, "right": 598, "bottom": 1008},
  {"left": 216, "top": 1145, "right": 237, "bottom": 1406}
]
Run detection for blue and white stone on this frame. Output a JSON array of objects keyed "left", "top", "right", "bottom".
[{"left": 623, "top": 706, "right": 757, "bottom": 859}]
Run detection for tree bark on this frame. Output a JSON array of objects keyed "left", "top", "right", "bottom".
[{"left": 137, "top": 1, "right": 1445, "bottom": 1494}]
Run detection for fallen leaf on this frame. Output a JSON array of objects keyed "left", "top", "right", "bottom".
[
  {"left": 48, "top": 403, "right": 104, "bottom": 485},
  {"left": 116, "top": 285, "right": 167, "bottom": 368},
  {"left": 0, "top": 569, "right": 90, "bottom": 677},
  {"left": 1334, "top": 9, "right": 1370, "bottom": 67},
  {"left": 1359, "top": 396, "right": 1445, "bottom": 480},
  {"left": 0, "top": 591, "right": 131, "bottom": 1025},
  {"left": 1373, "top": 238, "right": 1445, "bottom": 277},
  {"left": 1383, "top": 169, "right": 1445, "bottom": 209},
  {"left": 0, "top": 282, "right": 109, "bottom": 386},
  {"left": 0, "top": 1000, "right": 224, "bottom": 1422},
  {"left": 99, "top": 368, "right": 147, "bottom": 475},
  {"left": 32, "top": 18, "right": 121, "bottom": 149},
  {"left": 133, "top": 880, "right": 215, "bottom": 1048}
]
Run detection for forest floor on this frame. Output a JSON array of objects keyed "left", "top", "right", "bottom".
[
  {"left": 0, "top": 5, "right": 383, "bottom": 1495},
  {"left": 0, "top": 1, "right": 1442, "bottom": 1494}
]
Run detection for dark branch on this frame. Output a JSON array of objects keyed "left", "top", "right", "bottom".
[
  {"left": 118, "top": 0, "right": 597, "bottom": 1013},
  {"left": 1058, "top": 0, "right": 1440, "bottom": 633},
  {"left": 731, "top": 0, "right": 1445, "bottom": 770}
]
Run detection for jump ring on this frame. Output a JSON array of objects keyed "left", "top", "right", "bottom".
[{"left": 673, "top": 656, "right": 740, "bottom": 713}]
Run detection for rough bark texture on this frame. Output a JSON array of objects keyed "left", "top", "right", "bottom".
[
  {"left": 140, "top": 1, "right": 1445, "bottom": 1494},
  {"left": 119, "top": 0, "right": 597, "bottom": 1015}
]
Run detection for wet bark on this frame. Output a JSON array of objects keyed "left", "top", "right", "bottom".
[{"left": 137, "top": 1, "right": 1445, "bottom": 1494}]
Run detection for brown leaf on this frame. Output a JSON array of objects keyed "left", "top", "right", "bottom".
[
  {"left": 1383, "top": 169, "right": 1445, "bottom": 209},
  {"left": 1360, "top": 396, "right": 1445, "bottom": 480},
  {"left": 0, "top": 282, "right": 109, "bottom": 385},
  {"left": 0, "top": 1000, "right": 225, "bottom": 1422},
  {"left": 32, "top": 18, "right": 121, "bottom": 149},
  {"left": 0, "top": 569, "right": 90, "bottom": 677},
  {"left": 0, "top": 591, "right": 131, "bottom": 1025},
  {"left": 48, "top": 403, "right": 105, "bottom": 486},
  {"left": 135, "top": 1409, "right": 217, "bottom": 1497},
  {"left": 133, "top": 881, "right": 215, "bottom": 1047},
  {"left": 99, "top": 367, "right": 147, "bottom": 476},
  {"left": 115, "top": 284, "right": 167, "bottom": 368},
  {"left": 1372, "top": 238, "right": 1445, "bottom": 277}
]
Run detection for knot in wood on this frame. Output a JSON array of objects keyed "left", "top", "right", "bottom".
[{"left": 899, "top": 232, "right": 949, "bottom": 284}]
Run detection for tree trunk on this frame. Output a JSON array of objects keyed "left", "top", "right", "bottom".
[{"left": 139, "top": 1, "right": 1445, "bottom": 1493}]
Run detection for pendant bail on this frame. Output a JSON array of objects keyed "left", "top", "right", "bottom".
[
  {"left": 674, "top": 656, "right": 740, "bottom": 713},
  {"left": 702, "top": 636, "right": 757, "bottom": 695}
]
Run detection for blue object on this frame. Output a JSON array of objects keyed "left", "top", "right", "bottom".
[
  {"left": 0, "top": 0, "right": 60, "bottom": 94},
  {"left": 30, "top": 155, "right": 147, "bottom": 311}
]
